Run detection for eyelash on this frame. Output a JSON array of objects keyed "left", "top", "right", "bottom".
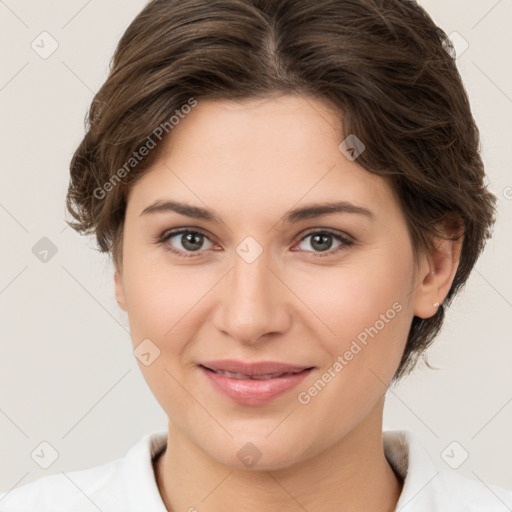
[{"left": 155, "top": 227, "right": 355, "bottom": 259}]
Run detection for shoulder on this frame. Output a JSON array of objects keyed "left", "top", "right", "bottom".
[
  {"left": 384, "top": 430, "right": 512, "bottom": 511},
  {"left": 0, "top": 457, "right": 123, "bottom": 511},
  {"left": 433, "top": 469, "right": 512, "bottom": 510},
  {"left": 0, "top": 431, "right": 168, "bottom": 512}
]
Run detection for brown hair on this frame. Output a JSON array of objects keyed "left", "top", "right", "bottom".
[{"left": 65, "top": 0, "right": 496, "bottom": 380}]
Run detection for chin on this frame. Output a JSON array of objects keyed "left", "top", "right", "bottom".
[{"left": 201, "top": 432, "right": 317, "bottom": 472}]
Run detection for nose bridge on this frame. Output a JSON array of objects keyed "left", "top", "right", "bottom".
[{"left": 214, "top": 244, "right": 289, "bottom": 343}]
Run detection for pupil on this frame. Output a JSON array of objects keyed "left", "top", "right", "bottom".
[{"left": 312, "top": 234, "right": 332, "bottom": 252}]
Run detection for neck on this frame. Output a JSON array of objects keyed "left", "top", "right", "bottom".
[{"left": 154, "top": 400, "right": 403, "bottom": 512}]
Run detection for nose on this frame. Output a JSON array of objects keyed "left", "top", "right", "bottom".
[{"left": 213, "top": 249, "right": 291, "bottom": 345}]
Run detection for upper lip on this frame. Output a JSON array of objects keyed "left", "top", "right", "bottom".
[{"left": 200, "top": 359, "right": 314, "bottom": 376}]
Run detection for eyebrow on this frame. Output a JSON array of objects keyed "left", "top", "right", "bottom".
[{"left": 139, "top": 199, "right": 375, "bottom": 223}]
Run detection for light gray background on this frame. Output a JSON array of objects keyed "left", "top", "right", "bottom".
[{"left": 1, "top": 0, "right": 511, "bottom": 497}]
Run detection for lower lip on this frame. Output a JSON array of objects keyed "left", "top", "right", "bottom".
[{"left": 199, "top": 366, "right": 314, "bottom": 406}]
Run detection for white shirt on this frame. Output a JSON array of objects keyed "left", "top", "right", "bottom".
[{"left": 1, "top": 430, "right": 511, "bottom": 511}]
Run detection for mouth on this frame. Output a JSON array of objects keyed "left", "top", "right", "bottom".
[
  {"left": 198, "top": 360, "right": 315, "bottom": 406},
  {"left": 200, "top": 367, "right": 307, "bottom": 380}
]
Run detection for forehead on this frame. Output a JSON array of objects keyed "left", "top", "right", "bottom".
[{"left": 126, "top": 95, "right": 399, "bottom": 225}]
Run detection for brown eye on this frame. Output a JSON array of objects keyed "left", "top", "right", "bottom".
[
  {"left": 295, "top": 230, "right": 353, "bottom": 257},
  {"left": 160, "top": 229, "right": 214, "bottom": 256},
  {"left": 309, "top": 233, "right": 335, "bottom": 252},
  {"left": 178, "top": 232, "right": 205, "bottom": 251}
]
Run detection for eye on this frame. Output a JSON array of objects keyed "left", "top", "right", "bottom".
[
  {"left": 156, "top": 227, "right": 354, "bottom": 259},
  {"left": 294, "top": 229, "right": 353, "bottom": 257},
  {"left": 158, "top": 228, "right": 214, "bottom": 257}
]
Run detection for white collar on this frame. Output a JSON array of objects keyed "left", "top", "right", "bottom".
[
  {"left": 124, "top": 429, "right": 512, "bottom": 511},
  {"left": 383, "top": 430, "right": 512, "bottom": 511},
  {"left": 52, "top": 430, "right": 512, "bottom": 512},
  {"left": 2, "top": 429, "right": 510, "bottom": 510}
]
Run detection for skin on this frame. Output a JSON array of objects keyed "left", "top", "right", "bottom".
[{"left": 114, "top": 94, "right": 461, "bottom": 512}]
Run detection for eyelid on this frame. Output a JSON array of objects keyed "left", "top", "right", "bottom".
[
  {"left": 157, "top": 226, "right": 214, "bottom": 242},
  {"left": 292, "top": 227, "right": 354, "bottom": 257},
  {"left": 296, "top": 227, "right": 354, "bottom": 244},
  {"left": 156, "top": 226, "right": 354, "bottom": 257},
  {"left": 155, "top": 227, "right": 216, "bottom": 257}
]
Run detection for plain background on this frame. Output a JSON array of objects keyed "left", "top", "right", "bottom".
[{"left": 1, "top": 0, "right": 511, "bottom": 497}]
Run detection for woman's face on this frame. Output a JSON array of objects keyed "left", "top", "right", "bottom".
[{"left": 115, "top": 94, "right": 433, "bottom": 469}]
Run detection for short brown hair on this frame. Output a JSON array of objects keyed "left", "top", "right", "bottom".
[{"left": 65, "top": 0, "right": 496, "bottom": 380}]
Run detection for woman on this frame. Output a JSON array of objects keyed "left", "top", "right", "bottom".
[{"left": 1, "top": 0, "right": 510, "bottom": 510}]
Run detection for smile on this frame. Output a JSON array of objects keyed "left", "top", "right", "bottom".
[
  {"left": 198, "top": 362, "right": 315, "bottom": 406},
  {"left": 206, "top": 369, "right": 305, "bottom": 380}
]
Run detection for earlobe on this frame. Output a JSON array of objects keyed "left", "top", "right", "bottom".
[
  {"left": 114, "top": 270, "right": 127, "bottom": 311},
  {"left": 413, "top": 235, "right": 462, "bottom": 319}
]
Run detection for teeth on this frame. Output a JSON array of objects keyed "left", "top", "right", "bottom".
[
  {"left": 249, "top": 372, "right": 287, "bottom": 379},
  {"left": 212, "top": 370, "right": 288, "bottom": 379}
]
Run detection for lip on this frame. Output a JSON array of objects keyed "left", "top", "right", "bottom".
[
  {"left": 200, "top": 359, "right": 312, "bottom": 376},
  {"left": 199, "top": 360, "right": 315, "bottom": 406}
]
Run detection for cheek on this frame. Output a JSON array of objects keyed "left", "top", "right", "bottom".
[
  {"left": 122, "top": 247, "right": 212, "bottom": 344},
  {"left": 295, "top": 241, "right": 414, "bottom": 385},
  {"left": 121, "top": 250, "right": 208, "bottom": 417},
  {"left": 303, "top": 253, "right": 411, "bottom": 337},
  {"left": 293, "top": 264, "right": 412, "bottom": 443}
]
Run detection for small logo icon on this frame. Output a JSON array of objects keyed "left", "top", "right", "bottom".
[
  {"left": 237, "top": 442, "right": 262, "bottom": 468},
  {"left": 31, "top": 441, "right": 59, "bottom": 469},
  {"left": 442, "top": 32, "right": 469, "bottom": 59},
  {"left": 441, "top": 440, "right": 469, "bottom": 469},
  {"left": 133, "top": 338, "right": 161, "bottom": 366},
  {"left": 32, "top": 237, "right": 58, "bottom": 263},
  {"left": 339, "top": 134, "right": 365, "bottom": 161},
  {"left": 236, "top": 236, "right": 263, "bottom": 264},
  {"left": 31, "top": 31, "right": 59, "bottom": 59}
]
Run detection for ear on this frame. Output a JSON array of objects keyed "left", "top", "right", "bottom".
[
  {"left": 413, "top": 222, "right": 463, "bottom": 319},
  {"left": 114, "top": 269, "right": 127, "bottom": 312}
]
